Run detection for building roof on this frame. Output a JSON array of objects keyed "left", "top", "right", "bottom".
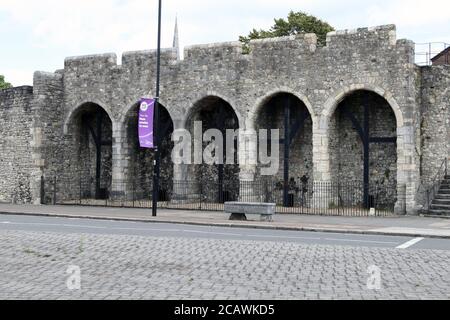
[{"left": 431, "top": 46, "right": 450, "bottom": 61}]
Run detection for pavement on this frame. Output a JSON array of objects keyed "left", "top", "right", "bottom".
[
  {"left": 0, "top": 212, "right": 448, "bottom": 300},
  {"left": 0, "top": 219, "right": 449, "bottom": 300},
  {"left": 1, "top": 203, "right": 450, "bottom": 239}
]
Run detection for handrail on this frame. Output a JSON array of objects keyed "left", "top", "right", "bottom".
[
  {"left": 422, "top": 158, "right": 448, "bottom": 210},
  {"left": 415, "top": 42, "right": 450, "bottom": 66}
]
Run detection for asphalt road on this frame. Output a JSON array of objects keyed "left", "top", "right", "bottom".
[{"left": 1, "top": 214, "right": 449, "bottom": 251}]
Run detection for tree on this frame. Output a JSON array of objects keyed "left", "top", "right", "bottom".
[
  {"left": 240, "top": 11, "right": 335, "bottom": 53},
  {"left": 0, "top": 75, "right": 12, "bottom": 89}
]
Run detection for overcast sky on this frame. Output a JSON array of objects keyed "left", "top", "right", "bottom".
[{"left": 1, "top": 0, "right": 449, "bottom": 86}]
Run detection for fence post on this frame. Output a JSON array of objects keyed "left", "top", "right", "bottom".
[
  {"left": 402, "top": 184, "right": 407, "bottom": 215},
  {"left": 339, "top": 182, "right": 342, "bottom": 215},
  {"left": 53, "top": 176, "right": 57, "bottom": 205},
  {"left": 199, "top": 181, "right": 203, "bottom": 211},
  {"left": 133, "top": 179, "right": 136, "bottom": 208},
  {"left": 40, "top": 176, "right": 45, "bottom": 205},
  {"left": 79, "top": 173, "right": 82, "bottom": 205}
]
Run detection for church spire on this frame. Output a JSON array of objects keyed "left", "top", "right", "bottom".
[{"left": 173, "top": 15, "right": 180, "bottom": 60}]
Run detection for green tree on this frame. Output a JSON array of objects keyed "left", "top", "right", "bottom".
[
  {"left": 240, "top": 11, "right": 335, "bottom": 53},
  {"left": 0, "top": 75, "right": 12, "bottom": 89}
]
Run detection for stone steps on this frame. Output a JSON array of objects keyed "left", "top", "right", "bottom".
[
  {"left": 433, "top": 198, "right": 450, "bottom": 205},
  {"left": 435, "top": 194, "right": 450, "bottom": 200},
  {"left": 428, "top": 209, "right": 450, "bottom": 216},
  {"left": 429, "top": 177, "right": 450, "bottom": 216},
  {"left": 430, "top": 204, "right": 450, "bottom": 211}
]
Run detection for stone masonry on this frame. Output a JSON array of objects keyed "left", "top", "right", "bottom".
[{"left": 0, "top": 24, "right": 449, "bottom": 214}]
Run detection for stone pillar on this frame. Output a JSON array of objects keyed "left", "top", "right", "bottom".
[
  {"left": 238, "top": 129, "right": 258, "bottom": 202},
  {"left": 171, "top": 120, "right": 193, "bottom": 202},
  {"left": 111, "top": 122, "right": 132, "bottom": 202},
  {"left": 311, "top": 116, "right": 332, "bottom": 209},
  {"left": 30, "top": 126, "right": 45, "bottom": 205},
  {"left": 396, "top": 125, "right": 419, "bottom": 215},
  {"left": 312, "top": 116, "right": 331, "bottom": 182},
  {"left": 172, "top": 163, "right": 190, "bottom": 202}
]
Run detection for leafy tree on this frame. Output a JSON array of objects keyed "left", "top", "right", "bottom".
[
  {"left": 240, "top": 11, "right": 335, "bottom": 53},
  {"left": 0, "top": 75, "right": 12, "bottom": 89}
]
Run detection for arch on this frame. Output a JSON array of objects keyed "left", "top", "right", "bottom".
[
  {"left": 322, "top": 84, "right": 404, "bottom": 128},
  {"left": 120, "top": 99, "right": 175, "bottom": 201},
  {"left": 183, "top": 92, "right": 241, "bottom": 203},
  {"left": 61, "top": 101, "right": 114, "bottom": 201},
  {"left": 118, "top": 96, "right": 176, "bottom": 131},
  {"left": 251, "top": 89, "right": 315, "bottom": 206},
  {"left": 249, "top": 87, "right": 316, "bottom": 130},
  {"left": 64, "top": 100, "right": 115, "bottom": 135},
  {"left": 183, "top": 91, "right": 244, "bottom": 130},
  {"left": 324, "top": 86, "right": 401, "bottom": 211}
]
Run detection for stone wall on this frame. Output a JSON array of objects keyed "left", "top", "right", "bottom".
[
  {"left": 420, "top": 66, "right": 450, "bottom": 188},
  {"left": 0, "top": 86, "right": 34, "bottom": 203},
  {"left": 1, "top": 24, "right": 447, "bottom": 214}
]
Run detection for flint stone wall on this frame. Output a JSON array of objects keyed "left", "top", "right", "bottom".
[
  {"left": 420, "top": 66, "right": 450, "bottom": 187},
  {"left": 0, "top": 24, "right": 448, "bottom": 213},
  {"left": 0, "top": 86, "right": 35, "bottom": 203}
]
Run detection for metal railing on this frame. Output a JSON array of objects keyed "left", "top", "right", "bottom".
[
  {"left": 415, "top": 42, "right": 450, "bottom": 66},
  {"left": 420, "top": 158, "right": 449, "bottom": 211},
  {"left": 240, "top": 179, "right": 397, "bottom": 216},
  {"left": 42, "top": 175, "right": 399, "bottom": 217}
]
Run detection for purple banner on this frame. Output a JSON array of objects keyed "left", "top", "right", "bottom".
[{"left": 138, "top": 98, "right": 155, "bottom": 149}]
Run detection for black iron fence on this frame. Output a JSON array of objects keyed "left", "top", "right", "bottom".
[{"left": 42, "top": 175, "right": 398, "bottom": 216}]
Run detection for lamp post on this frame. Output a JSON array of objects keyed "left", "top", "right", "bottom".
[{"left": 152, "top": 0, "right": 162, "bottom": 217}]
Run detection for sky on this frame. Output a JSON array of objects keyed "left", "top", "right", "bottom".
[{"left": 1, "top": 0, "right": 449, "bottom": 86}]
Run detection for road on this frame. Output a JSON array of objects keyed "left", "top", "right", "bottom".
[
  {"left": 0, "top": 214, "right": 449, "bottom": 300},
  {"left": 0, "top": 214, "right": 448, "bottom": 250}
]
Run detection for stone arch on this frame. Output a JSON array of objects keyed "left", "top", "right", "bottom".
[
  {"left": 315, "top": 84, "right": 406, "bottom": 210},
  {"left": 251, "top": 90, "right": 315, "bottom": 206},
  {"left": 61, "top": 101, "right": 114, "bottom": 202},
  {"left": 64, "top": 100, "right": 115, "bottom": 135},
  {"left": 248, "top": 87, "right": 316, "bottom": 130},
  {"left": 183, "top": 93, "right": 241, "bottom": 203},
  {"left": 183, "top": 91, "right": 244, "bottom": 130},
  {"left": 322, "top": 84, "right": 404, "bottom": 128},
  {"left": 113, "top": 99, "right": 175, "bottom": 202},
  {"left": 117, "top": 96, "right": 175, "bottom": 131}
]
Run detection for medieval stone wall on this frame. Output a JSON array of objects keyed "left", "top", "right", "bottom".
[
  {"left": 1, "top": 24, "right": 448, "bottom": 213},
  {"left": 0, "top": 86, "right": 34, "bottom": 203},
  {"left": 420, "top": 65, "right": 450, "bottom": 187}
]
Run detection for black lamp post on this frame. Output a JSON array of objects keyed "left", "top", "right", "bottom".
[{"left": 152, "top": 0, "right": 162, "bottom": 217}]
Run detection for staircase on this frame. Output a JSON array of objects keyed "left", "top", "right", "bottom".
[{"left": 429, "top": 175, "right": 450, "bottom": 216}]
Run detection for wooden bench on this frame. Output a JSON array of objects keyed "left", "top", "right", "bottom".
[{"left": 224, "top": 202, "right": 276, "bottom": 222}]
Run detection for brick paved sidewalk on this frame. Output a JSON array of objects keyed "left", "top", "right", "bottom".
[{"left": 0, "top": 230, "right": 449, "bottom": 300}]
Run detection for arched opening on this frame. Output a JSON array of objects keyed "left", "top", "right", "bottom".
[
  {"left": 124, "top": 102, "right": 174, "bottom": 203},
  {"left": 65, "top": 103, "right": 113, "bottom": 202},
  {"left": 186, "top": 96, "right": 240, "bottom": 204},
  {"left": 329, "top": 90, "right": 398, "bottom": 210},
  {"left": 255, "top": 92, "right": 313, "bottom": 207}
]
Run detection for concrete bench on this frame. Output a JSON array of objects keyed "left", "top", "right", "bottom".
[{"left": 224, "top": 202, "right": 276, "bottom": 222}]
